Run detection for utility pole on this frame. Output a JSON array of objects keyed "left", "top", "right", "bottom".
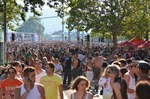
[
  {"left": 62, "top": 1, "right": 64, "bottom": 41},
  {"left": 4, "top": 1, "right": 7, "bottom": 64},
  {"left": 0, "top": 2, "right": 6, "bottom": 65},
  {"left": 68, "top": 30, "right": 70, "bottom": 42}
]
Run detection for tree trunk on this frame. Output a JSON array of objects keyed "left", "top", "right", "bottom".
[
  {"left": 145, "top": 31, "right": 149, "bottom": 41},
  {"left": 113, "top": 33, "right": 118, "bottom": 47}
]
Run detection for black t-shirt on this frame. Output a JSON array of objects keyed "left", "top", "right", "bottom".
[{"left": 65, "top": 57, "right": 72, "bottom": 70}]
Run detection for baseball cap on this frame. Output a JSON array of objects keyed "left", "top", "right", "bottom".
[{"left": 137, "top": 61, "right": 150, "bottom": 70}]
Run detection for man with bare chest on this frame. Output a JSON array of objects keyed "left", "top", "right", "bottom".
[{"left": 93, "top": 52, "right": 106, "bottom": 93}]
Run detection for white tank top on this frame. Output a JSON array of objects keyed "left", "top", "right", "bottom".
[
  {"left": 20, "top": 84, "right": 41, "bottom": 99},
  {"left": 125, "top": 72, "right": 136, "bottom": 99},
  {"left": 71, "top": 92, "right": 90, "bottom": 99}
]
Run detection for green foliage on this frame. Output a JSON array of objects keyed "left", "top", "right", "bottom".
[
  {"left": 54, "top": 0, "right": 150, "bottom": 46},
  {"left": 16, "top": 16, "right": 45, "bottom": 37},
  {"left": 0, "top": 0, "right": 59, "bottom": 30},
  {"left": 0, "top": 0, "right": 149, "bottom": 45},
  {"left": 121, "top": 0, "right": 150, "bottom": 39}
]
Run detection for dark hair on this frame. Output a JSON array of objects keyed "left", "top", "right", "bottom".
[
  {"left": 112, "top": 61, "right": 121, "bottom": 67},
  {"left": 120, "top": 68, "right": 128, "bottom": 77},
  {"left": 8, "top": 66, "right": 17, "bottom": 73},
  {"left": 136, "top": 81, "right": 150, "bottom": 99},
  {"left": 119, "top": 59, "right": 127, "bottom": 66},
  {"left": 23, "top": 66, "right": 35, "bottom": 77},
  {"left": 46, "top": 62, "right": 55, "bottom": 72},
  {"left": 102, "top": 62, "right": 108, "bottom": 68},
  {"left": 12, "top": 61, "right": 21, "bottom": 67},
  {"left": 95, "top": 52, "right": 99, "bottom": 56},
  {"left": 71, "top": 76, "right": 90, "bottom": 91},
  {"left": 21, "top": 63, "right": 26, "bottom": 69},
  {"left": 126, "top": 58, "right": 132, "bottom": 64}
]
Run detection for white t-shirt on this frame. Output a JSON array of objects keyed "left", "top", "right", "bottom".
[{"left": 35, "top": 69, "right": 46, "bottom": 83}]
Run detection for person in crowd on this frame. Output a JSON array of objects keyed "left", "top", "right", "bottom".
[
  {"left": 70, "top": 76, "right": 93, "bottom": 99},
  {"left": 12, "top": 61, "right": 23, "bottom": 80},
  {"left": 63, "top": 53, "right": 72, "bottom": 86},
  {"left": 0, "top": 67, "right": 23, "bottom": 99},
  {"left": 53, "top": 58, "right": 63, "bottom": 75},
  {"left": 98, "top": 66, "right": 113, "bottom": 99},
  {"left": 40, "top": 62, "right": 63, "bottom": 99},
  {"left": 120, "top": 68, "right": 128, "bottom": 78},
  {"left": 0, "top": 69, "right": 9, "bottom": 81},
  {"left": 85, "top": 56, "right": 93, "bottom": 82},
  {"left": 124, "top": 61, "right": 138, "bottom": 99},
  {"left": 119, "top": 59, "right": 127, "bottom": 68},
  {"left": 107, "top": 64, "right": 128, "bottom": 99},
  {"left": 136, "top": 60, "right": 150, "bottom": 82},
  {"left": 82, "top": 53, "right": 88, "bottom": 73},
  {"left": 6, "top": 52, "right": 14, "bottom": 64},
  {"left": 112, "top": 61, "right": 121, "bottom": 67},
  {"left": 42, "top": 57, "right": 48, "bottom": 69},
  {"left": 15, "top": 66, "right": 45, "bottom": 99},
  {"left": 93, "top": 52, "right": 106, "bottom": 93},
  {"left": 34, "top": 59, "right": 46, "bottom": 84},
  {"left": 72, "top": 54, "right": 81, "bottom": 80},
  {"left": 16, "top": 53, "right": 25, "bottom": 62},
  {"left": 135, "top": 80, "right": 150, "bottom": 99},
  {"left": 109, "top": 55, "right": 118, "bottom": 64}
]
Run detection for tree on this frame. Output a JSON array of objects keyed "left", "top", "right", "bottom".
[
  {"left": 55, "top": 0, "right": 150, "bottom": 46},
  {"left": 122, "top": 0, "right": 150, "bottom": 40},
  {"left": 55, "top": 0, "right": 130, "bottom": 46},
  {"left": 0, "top": 0, "right": 61, "bottom": 30},
  {"left": 16, "top": 16, "right": 45, "bottom": 37}
]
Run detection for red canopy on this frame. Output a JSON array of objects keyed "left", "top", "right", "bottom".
[
  {"left": 137, "top": 41, "right": 150, "bottom": 48},
  {"left": 133, "top": 41, "right": 145, "bottom": 48},
  {"left": 129, "top": 36, "right": 145, "bottom": 45},
  {"left": 119, "top": 41, "right": 134, "bottom": 47}
]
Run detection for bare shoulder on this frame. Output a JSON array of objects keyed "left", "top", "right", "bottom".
[
  {"left": 124, "top": 74, "right": 130, "bottom": 81},
  {"left": 37, "top": 84, "right": 44, "bottom": 92},
  {"left": 37, "top": 84, "right": 44, "bottom": 88},
  {"left": 113, "top": 82, "right": 121, "bottom": 89}
]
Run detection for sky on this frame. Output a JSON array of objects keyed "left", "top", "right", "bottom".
[
  {"left": 36, "top": 7, "right": 67, "bottom": 34},
  {"left": 15, "top": 0, "right": 68, "bottom": 34}
]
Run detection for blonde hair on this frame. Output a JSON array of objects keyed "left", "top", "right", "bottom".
[{"left": 103, "top": 67, "right": 109, "bottom": 78}]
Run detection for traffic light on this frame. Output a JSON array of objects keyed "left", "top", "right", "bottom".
[
  {"left": 87, "top": 34, "right": 90, "bottom": 42},
  {"left": 84, "top": 36, "right": 87, "bottom": 41},
  {"left": 12, "top": 33, "right": 15, "bottom": 41},
  {"left": 84, "top": 35, "right": 90, "bottom": 42}
]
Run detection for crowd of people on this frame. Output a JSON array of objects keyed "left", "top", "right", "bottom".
[{"left": 0, "top": 41, "right": 150, "bottom": 99}]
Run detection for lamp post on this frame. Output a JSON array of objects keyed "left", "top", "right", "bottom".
[
  {"left": 3, "top": 1, "right": 7, "bottom": 64},
  {"left": 0, "top": 1, "right": 6, "bottom": 65},
  {"left": 3, "top": 2, "right": 7, "bottom": 64}
]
